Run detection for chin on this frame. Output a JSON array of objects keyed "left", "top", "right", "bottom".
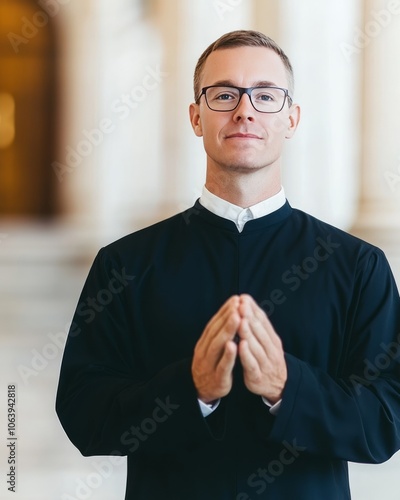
[{"left": 225, "top": 163, "right": 267, "bottom": 173}]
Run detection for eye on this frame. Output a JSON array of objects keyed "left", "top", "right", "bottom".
[
  {"left": 254, "top": 91, "right": 275, "bottom": 102},
  {"left": 214, "top": 92, "right": 236, "bottom": 101}
]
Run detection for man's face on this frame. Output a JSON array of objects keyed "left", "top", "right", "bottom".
[{"left": 190, "top": 46, "right": 300, "bottom": 175}]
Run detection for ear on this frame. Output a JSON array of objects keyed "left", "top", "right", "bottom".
[
  {"left": 189, "top": 103, "right": 203, "bottom": 137},
  {"left": 285, "top": 103, "right": 301, "bottom": 139}
]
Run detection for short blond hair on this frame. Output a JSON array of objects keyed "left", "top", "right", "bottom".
[{"left": 193, "top": 30, "right": 294, "bottom": 102}]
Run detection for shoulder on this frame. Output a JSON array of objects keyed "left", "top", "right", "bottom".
[
  {"left": 96, "top": 207, "right": 198, "bottom": 264},
  {"left": 288, "top": 207, "right": 390, "bottom": 272},
  {"left": 290, "top": 207, "right": 381, "bottom": 250}
]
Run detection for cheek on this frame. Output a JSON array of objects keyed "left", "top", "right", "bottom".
[
  {"left": 200, "top": 122, "right": 223, "bottom": 148},
  {"left": 199, "top": 110, "right": 229, "bottom": 138},
  {"left": 201, "top": 132, "right": 220, "bottom": 159},
  {"left": 265, "top": 114, "right": 290, "bottom": 140}
]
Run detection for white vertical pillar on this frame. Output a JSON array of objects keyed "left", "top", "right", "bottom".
[
  {"left": 95, "top": 0, "right": 164, "bottom": 240},
  {"left": 254, "top": 0, "right": 364, "bottom": 230},
  {"left": 57, "top": 0, "right": 164, "bottom": 244},
  {"left": 56, "top": 0, "right": 101, "bottom": 228},
  {"left": 352, "top": 0, "right": 400, "bottom": 276}
]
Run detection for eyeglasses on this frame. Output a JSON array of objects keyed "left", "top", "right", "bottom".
[{"left": 198, "top": 85, "right": 292, "bottom": 113}]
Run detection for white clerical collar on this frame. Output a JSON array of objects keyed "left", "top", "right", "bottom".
[{"left": 199, "top": 186, "right": 286, "bottom": 232}]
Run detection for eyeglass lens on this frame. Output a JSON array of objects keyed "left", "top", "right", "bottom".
[{"left": 205, "top": 86, "right": 287, "bottom": 113}]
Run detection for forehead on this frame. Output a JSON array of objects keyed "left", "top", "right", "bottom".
[{"left": 200, "top": 46, "right": 288, "bottom": 88}]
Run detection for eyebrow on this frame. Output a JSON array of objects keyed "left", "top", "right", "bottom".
[{"left": 209, "top": 79, "right": 280, "bottom": 88}]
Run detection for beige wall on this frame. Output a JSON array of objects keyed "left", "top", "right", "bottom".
[
  {"left": 1, "top": 0, "right": 399, "bottom": 247},
  {"left": 53, "top": 0, "right": 399, "bottom": 248}
]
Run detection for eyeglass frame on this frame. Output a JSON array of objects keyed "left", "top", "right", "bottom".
[{"left": 197, "top": 85, "right": 293, "bottom": 114}]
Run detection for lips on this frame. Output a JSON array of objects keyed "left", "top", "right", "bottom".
[{"left": 226, "top": 132, "right": 262, "bottom": 139}]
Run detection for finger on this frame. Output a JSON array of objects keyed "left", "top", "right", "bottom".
[
  {"left": 238, "top": 294, "right": 253, "bottom": 318},
  {"left": 201, "top": 304, "right": 239, "bottom": 355},
  {"left": 197, "top": 296, "right": 240, "bottom": 353},
  {"left": 205, "top": 312, "right": 240, "bottom": 366},
  {"left": 196, "top": 341, "right": 237, "bottom": 402},
  {"left": 238, "top": 318, "right": 267, "bottom": 362},
  {"left": 202, "top": 295, "right": 239, "bottom": 339},
  {"left": 215, "top": 340, "right": 237, "bottom": 383},
  {"left": 251, "top": 300, "right": 282, "bottom": 347},
  {"left": 238, "top": 298, "right": 269, "bottom": 346},
  {"left": 240, "top": 295, "right": 282, "bottom": 350},
  {"left": 238, "top": 310, "right": 284, "bottom": 373},
  {"left": 238, "top": 339, "right": 261, "bottom": 379}
]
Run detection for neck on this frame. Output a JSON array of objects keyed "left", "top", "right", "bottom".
[{"left": 205, "top": 165, "right": 281, "bottom": 208}]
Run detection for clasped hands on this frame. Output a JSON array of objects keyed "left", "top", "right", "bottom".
[{"left": 192, "top": 294, "right": 287, "bottom": 405}]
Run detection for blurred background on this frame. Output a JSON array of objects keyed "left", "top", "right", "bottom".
[{"left": 0, "top": 0, "right": 399, "bottom": 498}]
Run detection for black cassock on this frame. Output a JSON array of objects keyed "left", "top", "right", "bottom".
[{"left": 56, "top": 200, "right": 400, "bottom": 499}]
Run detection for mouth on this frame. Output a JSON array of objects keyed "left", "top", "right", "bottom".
[{"left": 226, "top": 133, "right": 262, "bottom": 140}]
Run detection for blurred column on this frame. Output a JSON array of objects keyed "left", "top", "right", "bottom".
[
  {"left": 57, "top": 0, "right": 164, "bottom": 244},
  {"left": 254, "top": 0, "right": 363, "bottom": 230},
  {"left": 56, "top": 0, "right": 101, "bottom": 228},
  {"left": 95, "top": 0, "right": 164, "bottom": 241},
  {"left": 351, "top": 0, "right": 400, "bottom": 278}
]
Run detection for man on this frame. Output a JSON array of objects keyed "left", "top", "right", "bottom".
[{"left": 56, "top": 30, "right": 400, "bottom": 499}]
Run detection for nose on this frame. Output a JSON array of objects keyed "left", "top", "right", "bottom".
[{"left": 232, "top": 93, "right": 256, "bottom": 122}]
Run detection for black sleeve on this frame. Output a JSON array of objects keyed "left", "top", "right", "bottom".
[
  {"left": 256, "top": 248, "right": 400, "bottom": 463},
  {"left": 55, "top": 248, "right": 225, "bottom": 458}
]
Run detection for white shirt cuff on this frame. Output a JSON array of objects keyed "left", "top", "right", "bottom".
[
  {"left": 198, "top": 398, "right": 221, "bottom": 417},
  {"left": 262, "top": 396, "right": 282, "bottom": 416}
]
